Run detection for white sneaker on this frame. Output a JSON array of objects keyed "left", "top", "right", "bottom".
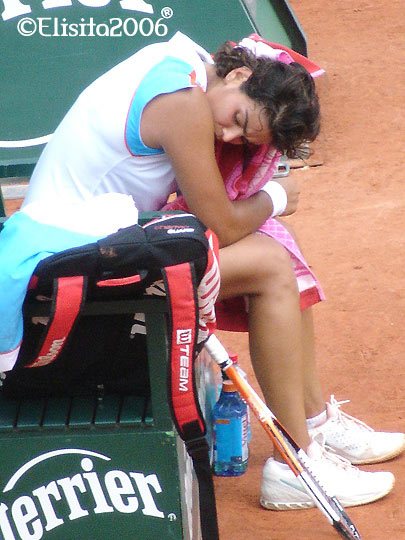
[
  {"left": 309, "top": 396, "right": 405, "bottom": 464},
  {"left": 260, "top": 435, "right": 395, "bottom": 511}
]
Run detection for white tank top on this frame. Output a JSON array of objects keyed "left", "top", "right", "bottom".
[{"left": 24, "top": 32, "right": 213, "bottom": 212}]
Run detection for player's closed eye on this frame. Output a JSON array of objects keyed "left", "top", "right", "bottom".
[{"left": 235, "top": 112, "right": 251, "bottom": 145}]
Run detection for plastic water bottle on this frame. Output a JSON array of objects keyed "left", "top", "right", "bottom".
[
  {"left": 202, "top": 359, "right": 219, "bottom": 465},
  {"left": 212, "top": 380, "right": 249, "bottom": 476}
]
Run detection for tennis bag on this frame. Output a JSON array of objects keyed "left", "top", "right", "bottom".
[{"left": 3, "top": 212, "right": 220, "bottom": 540}]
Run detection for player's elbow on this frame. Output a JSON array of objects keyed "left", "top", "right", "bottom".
[
  {"left": 210, "top": 219, "right": 247, "bottom": 248},
  {"left": 216, "top": 229, "right": 239, "bottom": 248}
]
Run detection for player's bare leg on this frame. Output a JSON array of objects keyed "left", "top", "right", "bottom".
[
  {"left": 271, "top": 218, "right": 326, "bottom": 420},
  {"left": 219, "top": 232, "right": 396, "bottom": 510},
  {"left": 219, "top": 232, "right": 321, "bottom": 456},
  {"left": 301, "top": 307, "right": 326, "bottom": 419}
]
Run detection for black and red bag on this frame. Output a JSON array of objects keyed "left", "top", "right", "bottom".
[{"left": 3, "top": 212, "right": 220, "bottom": 540}]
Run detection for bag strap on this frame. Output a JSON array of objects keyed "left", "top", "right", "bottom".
[
  {"left": 26, "top": 276, "right": 87, "bottom": 368},
  {"left": 162, "top": 262, "right": 219, "bottom": 540}
]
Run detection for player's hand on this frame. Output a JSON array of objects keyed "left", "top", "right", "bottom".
[{"left": 273, "top": 175, "right": 300, "bottom": 215}]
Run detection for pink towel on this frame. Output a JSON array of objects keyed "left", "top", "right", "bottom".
[
  {"left": 240, "top": 34, "right": 325, "bottom": 79},
  {"left": 162, "top": 140, "right": 325, "bottom": 331}
]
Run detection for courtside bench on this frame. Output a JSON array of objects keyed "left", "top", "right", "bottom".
[
  {"left": 0, "top": 271, "right": 218, "bottom": 540},
  {"left": 0, "top": 204, "right": 220, "bottom": 539}
]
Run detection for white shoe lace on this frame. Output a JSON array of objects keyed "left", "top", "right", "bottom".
[
  {"left": 310, "top": 433, "right": 363, "bottom": 477},
  {"left": 329, "top": 395, "right": 374, "bottom": 433}
]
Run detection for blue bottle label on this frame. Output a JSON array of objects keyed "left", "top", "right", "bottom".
[{"left": 214, "top": 414, "right": 249, "bottom": 462}]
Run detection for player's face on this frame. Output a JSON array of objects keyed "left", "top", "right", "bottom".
[{"left": 207, "top": 68, "right": 272, "bottom": 146}]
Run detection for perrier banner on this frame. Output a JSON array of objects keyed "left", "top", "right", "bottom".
[{"left": 0, "top": 429, "right": 195, "bottom": 539}]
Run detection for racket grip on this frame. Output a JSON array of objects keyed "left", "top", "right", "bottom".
[{"left": 205, "top": 334, "right": 233, "bottom": 370}]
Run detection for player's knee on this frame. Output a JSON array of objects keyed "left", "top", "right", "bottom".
[{"left": 254, "top": 235, "right": 297, "bottom": 291}]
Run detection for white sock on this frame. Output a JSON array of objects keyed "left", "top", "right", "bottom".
[{"left": 306, "top": 408, "right": 327, "bottom": 430}]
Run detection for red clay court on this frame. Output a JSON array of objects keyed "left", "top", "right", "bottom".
[{"left": 215, "top": 1, "right": 405, "bottom": 538}]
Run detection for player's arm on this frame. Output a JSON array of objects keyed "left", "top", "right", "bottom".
[{"left": 141, "top": 87, "right": 275, "bottom": 247}]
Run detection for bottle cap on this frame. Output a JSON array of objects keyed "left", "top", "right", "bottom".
[{"left": 222, "top": 380, "right": 237, "bottom": 392}]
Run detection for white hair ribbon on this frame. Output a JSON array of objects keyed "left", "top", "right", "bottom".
[{"left": 238, "top": 37, "right": 294, "bottom": 64}]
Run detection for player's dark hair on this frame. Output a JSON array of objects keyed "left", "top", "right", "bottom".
[{"left": 214, "top": 43, "right": 320, "bottom": 158}]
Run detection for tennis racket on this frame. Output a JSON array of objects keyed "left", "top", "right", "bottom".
[{"left": 204, "top": 334, "right": 362, "bottom": 540}]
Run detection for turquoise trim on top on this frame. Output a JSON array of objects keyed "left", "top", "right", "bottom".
[
  {"left": 125, "top": 56, "right": 197, "bottom": 156},
  {"left": 0, "top": 212, "right": 103, "bottom": 353}
]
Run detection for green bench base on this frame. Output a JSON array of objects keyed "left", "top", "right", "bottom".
[{"left": 0, "top": 301, "right": 217, "bottom": 540}]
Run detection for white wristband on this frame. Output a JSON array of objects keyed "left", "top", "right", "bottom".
[{"left": 259, "top": 181, "right": 288, "bottom": 217}]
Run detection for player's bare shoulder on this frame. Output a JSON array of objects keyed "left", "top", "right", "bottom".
[{"left": 140, "top": 87, "right": 213, "bottom": 150}]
